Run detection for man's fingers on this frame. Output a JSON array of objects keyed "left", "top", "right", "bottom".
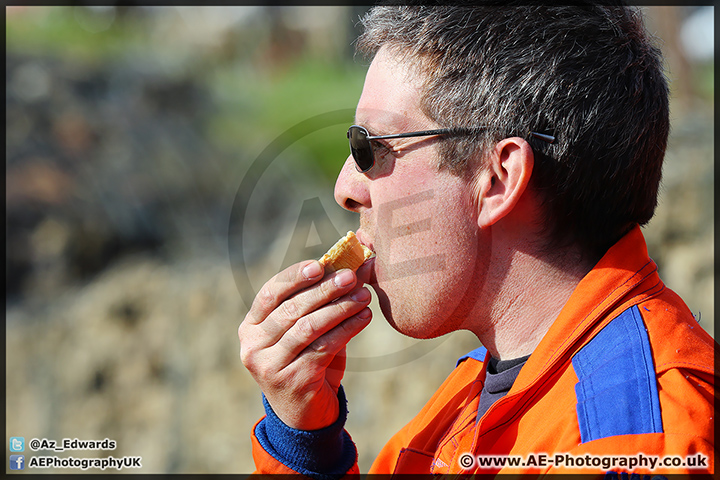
[
  {"left": 245, "top": 260, "right": 325, "bottom": 324},
  {"left": 268, "top": 306, "right": 372, "bottom": 391},
  {"left": 272, "top": 286, "right": 372, "bottom": 361},
  {"left": 300, "top": 306, "right": 373, "bottom": 362},
  {"left": 356, "top": 257, "right": 374, "bottom": 285},
  {"left": 255, "top": 269, "right": 359, "bottom": 341}
]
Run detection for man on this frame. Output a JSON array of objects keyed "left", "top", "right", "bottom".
[{"left": 238, "top": 5, "right": 716, "bottom": 476}]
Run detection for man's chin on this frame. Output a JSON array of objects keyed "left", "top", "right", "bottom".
[{"left": 374, "top": 291, "right": 451, "bottom": 340}]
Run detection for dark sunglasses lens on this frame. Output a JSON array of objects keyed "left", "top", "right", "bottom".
[{"left": 348, "top": 127, "right": 374, "bottom": 172}]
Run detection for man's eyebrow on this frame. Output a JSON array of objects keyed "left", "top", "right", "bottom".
[{"left": 353, "top": 120, "right": 391, "bottom": 137}]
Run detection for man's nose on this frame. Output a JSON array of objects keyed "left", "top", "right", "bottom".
[{"left": 334, "top": 155, "right": 370, "bottom": 212}]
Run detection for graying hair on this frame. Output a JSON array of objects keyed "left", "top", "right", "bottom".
[{"left": 356, "top": 5, "right": 669, "bottom": 259}]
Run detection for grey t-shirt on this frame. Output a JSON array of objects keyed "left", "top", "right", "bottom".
[{"left": 477, "top": 354, "right": 531, "bottom": 421}]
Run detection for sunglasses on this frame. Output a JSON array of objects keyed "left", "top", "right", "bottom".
[{"left": 347, "top": 124, "right": 555, "bottom": 173}]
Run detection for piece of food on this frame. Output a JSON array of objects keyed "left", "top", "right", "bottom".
[{"left": 319, "top": 231, "right": 374, "bottom": 273}]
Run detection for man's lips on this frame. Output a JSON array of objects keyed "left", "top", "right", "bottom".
[
  {"left": 356, "top": 230, "right": 374, "bottom": 254},
  {"left": 355, "top": 230, "right": 377, "bottom": 284}
]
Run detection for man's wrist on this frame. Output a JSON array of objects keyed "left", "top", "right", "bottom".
[{"left": 254, "top": 386, "right": 357, "bottom": 480}]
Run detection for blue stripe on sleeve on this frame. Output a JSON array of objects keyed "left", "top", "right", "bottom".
[{"left": 572, "top": 306, "right": 663, "bottom": 444}]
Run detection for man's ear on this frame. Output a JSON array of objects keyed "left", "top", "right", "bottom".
[{"left": 474, "top": 137, "right": 534, "bottom": 229}]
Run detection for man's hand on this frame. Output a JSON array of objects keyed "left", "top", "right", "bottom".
[{"left": 238, "top": 259, "right": 373, "bottom": 431}]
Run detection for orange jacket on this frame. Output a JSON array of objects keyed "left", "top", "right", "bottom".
[{"left": 250, "top": 226, "right": 716, "bottom": 476}]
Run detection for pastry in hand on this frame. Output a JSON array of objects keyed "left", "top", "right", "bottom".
[{"left": 319, "top": 231, "right": 374, "bottom": 274}]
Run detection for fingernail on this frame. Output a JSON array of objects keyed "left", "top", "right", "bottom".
[
  {"left": 357, "top": 308, "right": 371, "bottom": 320},
  {"left": 334, "top": 269, "right": 355, "bottom": 287},
  {"left": 351, "top": 288, "right": 370, "bottom": 302},
  {"left": 302, "top": 261, "right": 322, "bottom": 279}
]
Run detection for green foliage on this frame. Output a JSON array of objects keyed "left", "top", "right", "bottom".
[
  {"left": 7, "top": 7, "right": 368, "bottom": 182},
  {"left": 208, "top": 57, "right": 367, "bottom": 181},
  {"left": 6, "top": 7, "right": 147, "bottom": 64},
  {"left": 695, "top": 62, "right": 714, "bottom": 101}
]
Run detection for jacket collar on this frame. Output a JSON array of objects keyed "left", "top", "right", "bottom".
[{"left": 512, "top": 225, "right": 662, "bottom": 391}]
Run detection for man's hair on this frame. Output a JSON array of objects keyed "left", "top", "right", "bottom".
[{"left": 357, "top": 4, "right": 669, "bottom": 261}]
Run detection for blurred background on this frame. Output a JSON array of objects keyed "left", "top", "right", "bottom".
[{"left": 5, "top": 5, "right": 714, "bottom": 474}]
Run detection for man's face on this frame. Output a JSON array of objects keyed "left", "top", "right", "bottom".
[{"left": 334, "top": 47, "right": 490, "bottom": 339}]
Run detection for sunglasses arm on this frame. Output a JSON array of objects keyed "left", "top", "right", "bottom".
[
  {"left": 362, "top": 127, "right": 555, "bottom": 144},
  {"left": 365, "top": 128, "right": 458, "bottom": 141}
]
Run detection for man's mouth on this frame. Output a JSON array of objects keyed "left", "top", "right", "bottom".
[
  {"left": 355, "top": 229, "right": 377, "bottom": 284},
  {"left": 356, "top": 230, "right": 375, "bottom": 255}
]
